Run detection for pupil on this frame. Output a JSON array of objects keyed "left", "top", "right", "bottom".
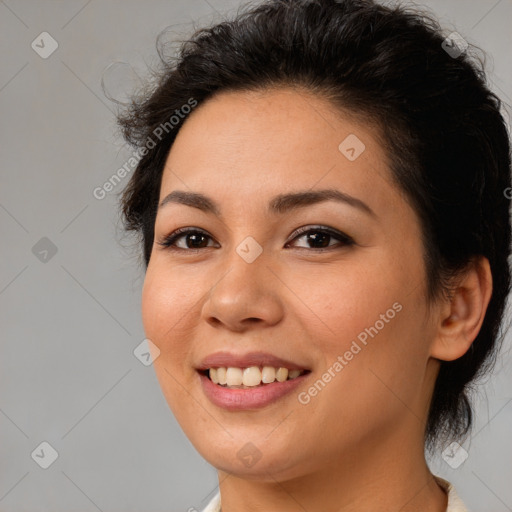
[
  {"left": 188, "top": 233, "right": 208, "bottom": 248},
  {"left": 308, "top": 232, "right": 330, "bottom": 248}
]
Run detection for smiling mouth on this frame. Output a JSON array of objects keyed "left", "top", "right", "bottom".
[{"left": 199, "top": 366, "right": 311, "bottom": 389}]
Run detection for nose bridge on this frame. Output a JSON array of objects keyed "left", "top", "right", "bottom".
[
  {"left": 216, "top": 222, "right": 268, "bottom": 287},
  {"left": 202, "top": 240, "right": 284, "bottom": 328},
  {"left": 213, "top": 239, "right": 270, "bottom": 303}
]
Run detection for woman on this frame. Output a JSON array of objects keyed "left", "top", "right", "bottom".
[{"left": 116, "top": 0, "right": 511, "bottom": 510}]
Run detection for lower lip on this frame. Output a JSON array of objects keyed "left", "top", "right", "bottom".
[{"left": 199, "top": 372, "right": 309, "bottom": 410}]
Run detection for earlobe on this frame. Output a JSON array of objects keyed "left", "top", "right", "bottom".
[{"left": 430, "top": 256, "right": 493, "bottom": 362}]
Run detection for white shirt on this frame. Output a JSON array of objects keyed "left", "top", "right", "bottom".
[{"left": 200, "top": 476, "right": 468, "bottom": 512}]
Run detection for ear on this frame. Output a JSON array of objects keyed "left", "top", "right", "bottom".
[{"left": 430, "top": 256, "right": 493, "bottom": 362}]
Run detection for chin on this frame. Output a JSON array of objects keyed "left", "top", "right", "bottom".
[{"left": 191, "top": 433, "right": 305, "bottom": 481}]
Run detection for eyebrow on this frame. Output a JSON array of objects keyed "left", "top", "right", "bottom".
[{"left": 158, "top": 188, "right": 376, "bottom": 218}]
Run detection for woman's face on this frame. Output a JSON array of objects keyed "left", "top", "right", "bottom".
[{"left": 142, "top": 87, "right": 441, "bottom": 480}]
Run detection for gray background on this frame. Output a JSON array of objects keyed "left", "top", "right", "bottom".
[{"left": 0, "top": 0, "right": 511, "bottom": 511}]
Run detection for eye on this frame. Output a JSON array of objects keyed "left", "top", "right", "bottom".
[
  {"left": 286, "top": 225, "right": 354, "bottom": 251},
  {"left": 157, "top": 227, "right": 218, "bottom": 252},
  {"left": 157, "top": 225, "right": 354, "bottom": 253}
]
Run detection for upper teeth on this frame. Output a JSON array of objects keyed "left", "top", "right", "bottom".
[{"left": 209, "top": 366, "right": 304, "bottom": 387}]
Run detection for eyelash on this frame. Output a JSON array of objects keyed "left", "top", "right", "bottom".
[{"left": 157, "top": 225, "right": 355, "bottom": 253}]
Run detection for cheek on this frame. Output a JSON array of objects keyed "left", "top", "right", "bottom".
[
  {"left": 141, "top": 264, "right": 198, "bottom": 365},
  {"left": 141, "top": 264, "right": 202, "bottom": 420},
  {"left": 300, "top": 262, "right": 401, "bottom": 345},
  {"left": 304, "top": 262, "right": 429, "bottom": 403}
]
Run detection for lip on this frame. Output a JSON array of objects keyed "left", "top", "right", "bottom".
[
  {"left": 199, "top": 371, "right": 310, "bottom": 410},
  {"left": 196, "top": 351, "right": 309, "bottom": 371}
]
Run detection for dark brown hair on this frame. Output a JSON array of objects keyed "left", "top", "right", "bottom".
[{"left": 116, "top": 0, "right": 512, "bottom": 450}]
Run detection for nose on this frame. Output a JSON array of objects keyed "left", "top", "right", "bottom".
[{"left": 200, "top": 252, "right": 285, "bottom": 332}]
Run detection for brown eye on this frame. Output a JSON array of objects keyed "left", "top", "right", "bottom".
[
  {"left": 287, "top": 226, "right": 354, "bottom": 251},
  {"left": 158, "top": 228, "right": 218, "bottom": 251}
]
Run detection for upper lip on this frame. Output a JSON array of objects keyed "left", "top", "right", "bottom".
[{"left": 196, "top": 351, "right": 310, "bottom": 371}]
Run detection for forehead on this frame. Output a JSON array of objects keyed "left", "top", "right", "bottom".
[{"left": 160, "top": 87, "right": 397, "bottom": 213}]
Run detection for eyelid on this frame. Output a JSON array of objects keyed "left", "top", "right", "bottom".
[
  {"left": 157, "top": 226, "right": 216, "bottom": 250},
  {"left": 287, "top": 225, "right": 354, "bottom": 246},
  {"left": 157, "top": 224, "right": 354, "bottom": 251}
]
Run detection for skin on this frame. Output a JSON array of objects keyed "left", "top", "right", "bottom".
[{"left": 141, "top": 87, "right": 492, "bottom": 512}]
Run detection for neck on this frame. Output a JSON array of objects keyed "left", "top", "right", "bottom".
[{"left": 216, "top": 428, "right": 447, "bottom": 512}]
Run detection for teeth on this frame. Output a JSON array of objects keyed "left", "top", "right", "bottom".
[
  {"left": 276, "top": 367, "right": 288, "bottom": 382},
  {"left": 243, "top": 366, "right": 262, "bottom": 387},
  {"left": 217, "top": 367, "right": 227, "bottom": 385},
  {"left": 207, "top": 366, "right": 306, "bottom": 387},
  {"left": 261, "top": 366, "right": 276, "bottom": 383},
  {"left": 226, "top": 367, "right": 243, "bottom": 386}
]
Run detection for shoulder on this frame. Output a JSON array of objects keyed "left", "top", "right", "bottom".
[
  {"left": 200, "top": 491, "right": 221, "bottom": 512},
  {"left": 434, "top": 475, "right": 470, "bottom": 512}
]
